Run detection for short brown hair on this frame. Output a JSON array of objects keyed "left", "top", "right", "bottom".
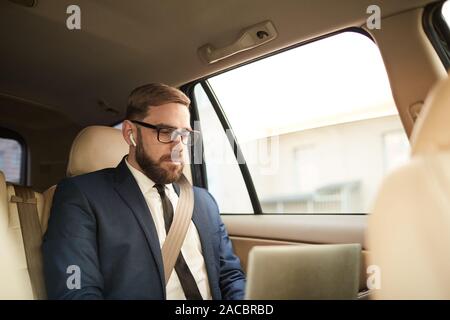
[{"left": 126, "top": 83, "right": 190, "bottom": 120}]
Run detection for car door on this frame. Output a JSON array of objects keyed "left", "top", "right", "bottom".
[{"left": 182, "top": 29, "right": 411, "bottom": 298}]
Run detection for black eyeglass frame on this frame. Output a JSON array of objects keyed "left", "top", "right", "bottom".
[{"left": 130, "top": 120, "right": 200, "bottom": 145}]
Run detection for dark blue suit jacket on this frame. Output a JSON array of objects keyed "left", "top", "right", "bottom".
[{"left": 42, "top": 158, "right": 245, "bottom": 299}]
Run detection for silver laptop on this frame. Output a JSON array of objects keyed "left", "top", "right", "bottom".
[{"left": 245, "top": 243, "right": 361, "bottom": 300}]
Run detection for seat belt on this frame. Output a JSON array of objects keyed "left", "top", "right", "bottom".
[
  {"left": 10, "top": 185, "right": 47, "bottom": 300},
  {"left": 161, "top": 174, "right": 195, "bottom": 285}
]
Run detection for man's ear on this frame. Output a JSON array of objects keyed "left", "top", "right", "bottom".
[{"left": 122, "top": 120, "right": 136, "bottom": 147}]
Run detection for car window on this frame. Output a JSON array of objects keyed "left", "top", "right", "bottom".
[
  {"left": 194, "top": 31, "right": 410, "bottom": 214},
  {"left": 423, "top": 0, "right": 450, "bottom": 69},
  {"left": 443, "top": 0, "right": 450, "bottom": 25},
  {"left": 194, "top": 84, "right": 254, "bottom": 213},
  {"left": 0, "top": 136, "right": 24, "bottom": 184}
]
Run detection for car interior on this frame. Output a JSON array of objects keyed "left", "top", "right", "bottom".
[{"left": 1, "top": 0, "right": 450, "bottom": 300}]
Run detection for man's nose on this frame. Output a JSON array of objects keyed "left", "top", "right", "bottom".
[
  {"left": 171, "top": 134, "right": 183, "bottom": 145},
  {"left": 170, "top": 138, "right": 184, "bottom": 153}
]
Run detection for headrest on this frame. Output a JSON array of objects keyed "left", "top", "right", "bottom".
[
  {"left": 411, "top": 75, "right": 450, "bottom": 156},
  {"left": 67, "top": 126, "right": 129, "bottom": 177}
]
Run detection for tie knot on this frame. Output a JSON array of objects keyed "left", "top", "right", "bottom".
[{"left": 154, "top": 184, "right": 166, "bottom": 196}]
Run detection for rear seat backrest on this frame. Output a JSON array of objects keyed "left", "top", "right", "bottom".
[
  {"left": 8, "top": 183, "right": 47, "bottom": 299},
  {"left": 41, "top": 186, "right": 56, "bottom": 235},
  {"left": 368, "top": 74, "right": 450, "bottom": 299},
  {"left": 0, "top": 170, "right": 26, "bottom": 299},
  {"left": 0, "top": 171, "right": 45, "bottom": 299},
  {"left": 41, "top": 125, "right": 129, "bottom": 235},
  {"left": 66, "top": 125, "right": 129, "bottom": 177},
  {"left": 1, "top": 126, "right": 128, "bottom": 299}
]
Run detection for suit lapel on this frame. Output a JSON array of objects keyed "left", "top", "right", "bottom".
[{"left": 113, "top": 158, "right": 166, "bottom": 297}]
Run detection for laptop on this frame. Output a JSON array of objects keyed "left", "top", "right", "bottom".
[{"left": 244, "top": 243, "right": 361, "bottom": 300}]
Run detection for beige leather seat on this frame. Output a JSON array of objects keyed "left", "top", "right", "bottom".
[
  {"left": 368, "top": 75, "right": 450, "bottom": 299},
  {"left": 41, "top": 125, "right": 129, "bottom": 234},
  {"left": 0, "top": 126, "right": 128, "bottom": 299},
  {"left": 0, "top": 170, "right": 45, "bottom": 299},
  {"left": 66, "top": 125, "right": 129, "bottom": 178}
]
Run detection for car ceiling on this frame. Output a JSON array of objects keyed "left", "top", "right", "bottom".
[{"left": 0, "top": 0, "right": 437, "bottom": 128}]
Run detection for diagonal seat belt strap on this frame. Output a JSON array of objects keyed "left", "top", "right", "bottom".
[
  {"left": 11, "top": 185, "right": 47, "bottom": 300},
  {"left": 161, "top": 174, "right": 195, "bottom": 285}
]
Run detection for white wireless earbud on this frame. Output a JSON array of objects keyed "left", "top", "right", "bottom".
[{"left": 129, "top": 133, "right": 137, "bottom": 147}]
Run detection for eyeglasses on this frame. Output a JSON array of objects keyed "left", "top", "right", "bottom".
[{"left": 130, "top": 120, "right": 200, "bottom": 146}]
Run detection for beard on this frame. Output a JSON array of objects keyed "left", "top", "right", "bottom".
[{"left": 135, "top": 128, "right": 184, "bottom": 184}]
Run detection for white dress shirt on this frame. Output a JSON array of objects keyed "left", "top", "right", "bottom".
[{"left": 125, "top": 158, "right": 212, "bottom": 300}]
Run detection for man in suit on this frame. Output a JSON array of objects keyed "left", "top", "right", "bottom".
[{"left": 43, "top": 83, "right": 246, "bottom": 299}]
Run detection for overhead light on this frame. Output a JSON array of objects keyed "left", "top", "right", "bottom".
[{"left": 9, "top": 0, "right": 37, "bottom": 8}]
